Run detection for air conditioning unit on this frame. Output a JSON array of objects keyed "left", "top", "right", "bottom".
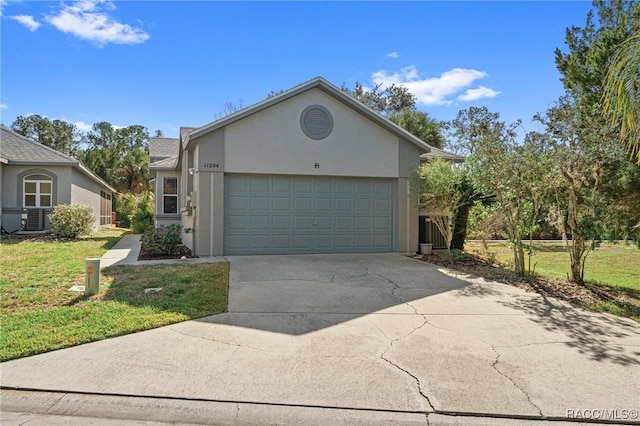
[{"left": 26, "top": 208, "right": 45, "bottom": 231}]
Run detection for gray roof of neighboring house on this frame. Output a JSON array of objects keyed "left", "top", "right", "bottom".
[
  {"left": 420, "top": 146, "right": 465, "bottom": 163},
  {"left": 149, "top": 137, "right": 180, "bottom": 160},
  {"left": 0, "top": 126, "right": 116, "bottom": 192},
  {"left": 184, "top": 77, "right": 433, "bottom": 153},
  {"left": 149, "top": 136, "right": 180, "bottom": 170},
  {"left": 1, "top": 126, "right": 78, "bottom": 164}
]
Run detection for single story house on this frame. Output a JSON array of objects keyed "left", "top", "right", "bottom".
[
  {"left": 150, "top": 76, "right": 458, "bottom": 256},
  {"left": 0, "top": 126, "right": 116, "bottom": 233}
]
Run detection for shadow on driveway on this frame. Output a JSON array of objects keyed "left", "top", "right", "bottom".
[{"left": 197, "top": 253, "right": 639, "bottom": 367}]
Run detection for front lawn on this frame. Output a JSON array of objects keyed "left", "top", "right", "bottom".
[
  {"left": 464, "top": 240, "right": 640, "bottom": 291},
  {"left": 430, "top": 240, "right": 640, "bottom": 320},
  {"left": 0, "top": 230, "right": 228, "bottom": 361}
]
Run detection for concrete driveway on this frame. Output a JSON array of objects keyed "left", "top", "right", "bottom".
[{"left": 1, "top": 254, "right": 639, "bottom": 425}]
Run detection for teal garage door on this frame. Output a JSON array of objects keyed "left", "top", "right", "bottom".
[{"left": 224, "top": 174, "right": 394, "bottom": 255}]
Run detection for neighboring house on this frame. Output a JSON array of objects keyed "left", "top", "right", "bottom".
[
  {"left": 0, "top": 126, "right": 116, "bottom": 233},
  {"left": 149, "top": 76, "right": 459, "bottom": 256}
]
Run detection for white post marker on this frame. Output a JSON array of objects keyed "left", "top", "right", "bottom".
[{"left": 85, "top": 258, "right": 101, "bottom": 296}]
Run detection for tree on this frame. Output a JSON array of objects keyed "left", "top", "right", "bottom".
[
  {"left": 11, "top": 115, "right": 81, "bottom": 157},
  {"left": 446, "top": 107, "right": 506, "bottom": 251},
  {"left": 602, "top": 34, "right": 640, "bottom": 163},
  {"left": 549, "top": 0, "right": 640, "bottom": 280},
  {"left": 341, "top": 82, "right": 415, "bottom": 115},
  {"left": 81, "top": 122, "right": 150, "bottom": 194},
  {"left": 389, "top": 109, "right": 447, "bottom": 149},
  {"left": 536, "top": 96, "right": 624, "bottom": 283},
  {"left": 456, "top": 107, "right": 549, "bottom": 276},
  {"left": 411, "top": 159, "right": 463, "bottom": 258},
  {"left": 555, "top": 1, "right": 639, "bottom": 110}
]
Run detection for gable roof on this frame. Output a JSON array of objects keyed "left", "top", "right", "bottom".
[
  {"left": 184, "top": 77, "right": 432, "bottom": 153},
  {"left": 0, "top": 126, "right": 116, "bottom": 193},
  {"left": 148, "top": 126, "right": 196, "bottom": 171},
  {"left": 421, "top": 146, "right": 465, "bottom": 163},
  {"left": 149, "top": 137, "right": 180, "bottom": 160},
  {"left": 1, "top": 126, "right": 79, "bottom": 164},
  {"left": 149, "top": 137, "right": 180, "bottom": 170}
]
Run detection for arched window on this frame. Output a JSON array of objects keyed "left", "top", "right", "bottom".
[{"left": 23, "top": 173, "right": 53, "bottom": 207}]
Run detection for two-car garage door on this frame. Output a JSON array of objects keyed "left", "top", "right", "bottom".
[{"left": 224, "top": 174, "right": 394, "bottom": 255}]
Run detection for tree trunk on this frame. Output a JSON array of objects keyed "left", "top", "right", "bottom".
[
  {"left": 450, "top": 203, "right": 471, "bottom": 250},
  {"left": 513, "top": 241, "right": 525, "bottom": 276},
  {"left": 569, "top": 235, "right": 586, "bottom": 284}
]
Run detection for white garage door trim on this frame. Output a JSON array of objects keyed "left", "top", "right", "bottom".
[{"left": 224, "top": 174, "right": 395, "bottom": 255}]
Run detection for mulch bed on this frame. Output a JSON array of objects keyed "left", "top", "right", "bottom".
[
  {"left": 138, "top": 244, "right": 198, "bottom": 261},
  {"left": 0, "top": 232, "right": 75, "bottom": 243},
  {"left": 419, "top": 252, "right": 639, "bottom": 316}
]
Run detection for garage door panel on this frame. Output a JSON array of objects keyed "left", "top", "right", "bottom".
[
  {"left": 315, "top": 198, "right": 332, "bottom": 211},
  {"left": 272, "top": 177, "right": 291, "bottom": 192},
  {"left": 227, "top": 195, "right": 248, "bottom": 210},
  {"left": 315, "top": 180, "right": 332, "bottom": 193},
  {"left": 315, "top": 216, "right": 332, "bottom": 229},
  {"left": 272, "top": 197, "right": 291, "bottom": 211},
  {"left": 226, "top": 215, "right": 247, "bottom": 230},
  {"left": 294, "top": 216, "right": 313, "bottom": 230},
  {"left": 315, "top": 235, "right": 333, "bottom": 248},
  {"left": 293, "top": 197, "right": 312, "bottom": 211},
  {"left": 374, "top": 216, "right": 390, "bottom": 230},
  {"left": 335, "top": 217, "right": 352, "bottom": 229},
  {"left": 272, "top": 235, "right": 291, "bottom": 248},
  {"left": 355, "top": 199, "right": 371, "bottom": 212},
  {"left": 294, "top": 178, "right": 313, "bottom": 192},
  {"left": 250, "top": 177, "right": 269, "bottom": 191},
  {"left": 250, "top": 216, "right": 269, "bottom": 230},
  {"left": 354, "top": 217, "right": 371, "bottom": 229},
  {"left": 224, "top": 175, "right": 393, "bottom": 255},
  {"left": 336, "top": 198, "right": 352, "bottom": 212},
  {"left": 293, "top": 234, "right": 313, "bottom": 248},
  {"left": 374, "top": 199, "right": 391, "bottom": 213},
  {"left": 355, "top": 180, "right": 372, "bottom": 194},
  {"left": 272, "top": 216, "right": 291, "bottom": 229},
  {"left": 354, "top": 234, "right": 372, "bottom": 247}
]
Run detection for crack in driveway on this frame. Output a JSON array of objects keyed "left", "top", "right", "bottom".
[
  {"left": 369, "top": 314, "right": 435, "bottom": 412},
  {"left": 490, "top": 346, "right": 544, "bottom": 418}
]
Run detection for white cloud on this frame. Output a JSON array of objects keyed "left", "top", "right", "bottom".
[
  {"left": 74, "top": 120, "right": 92, "bottom": 132},
  {"left": 11, "top": 14, "right": 41, "bottom": 31},
  {"left": 45, "top": 1, "right": 150, "bottom": 46},
  {"left": 371, "top": 65, "right": 499, "bottom": 105},
  {"left": 0, "top": 103, "right": 7, "bottom": 109},
  {"left": 457, "top": 86, "right": 501, "bottom": 101},
  {"left": 385, "top": 51, "right": 400, "bottom": 59}
]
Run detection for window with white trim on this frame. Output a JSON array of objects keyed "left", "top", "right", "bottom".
[
  {"left": 163, "top": 177, "right": 178, "bottom": 214},
  {"left": 23, "top": 174, "right": 52, "bottom": 207}
]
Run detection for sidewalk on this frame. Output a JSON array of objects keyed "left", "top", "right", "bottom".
[{"left": 99, "top": 233, "right": 225, "bottom": 268}]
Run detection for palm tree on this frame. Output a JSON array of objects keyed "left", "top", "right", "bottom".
[{"left": 602, "top": 34, "right": 640, "bottom": 164}]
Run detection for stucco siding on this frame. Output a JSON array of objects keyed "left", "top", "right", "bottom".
[
  {"left": 70, "top": 169, "right": 103, "bottom": 229},
  {"left": 221, "top": 88, "right": 400, "bottom": 177},
  {"left": 1, "top": 165, "right": 72, "bottom": 232}
]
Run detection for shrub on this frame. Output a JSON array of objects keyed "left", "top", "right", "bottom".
[
  {"left": 48, "top": 204, "right": 95, "bottom": 238},
  {"left": 113, "top": 193, "right": 136, "bottom": 228},
  {"left": 140, "top": 224, "right": 183, "bottom": 257},
  {"left": 131, "top": 192, "right": 154, "bottom": 233}
]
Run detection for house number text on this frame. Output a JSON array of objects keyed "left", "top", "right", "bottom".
[{"left": 203, "top": 162, "right": 220, "bottom": 169}]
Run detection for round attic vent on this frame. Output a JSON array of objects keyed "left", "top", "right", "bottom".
[{"left": 300, "top": 105, "right": 333, "bottom": 140}]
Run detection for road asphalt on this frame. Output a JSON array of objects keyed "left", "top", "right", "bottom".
[{"left": 1, "top": 241, "right": 638, "bottom": 425}]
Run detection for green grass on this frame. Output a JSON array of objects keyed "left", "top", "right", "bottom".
[
  {"left": 0, "top": 230, "right": 228, "bottom": 361},
  {"left": 464, "top": 240, "right": 640, "bottom": 291}
]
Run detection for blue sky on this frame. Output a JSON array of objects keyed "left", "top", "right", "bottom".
[{"left": 1, "top": 1, "right": 592, "bottom": 139}]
